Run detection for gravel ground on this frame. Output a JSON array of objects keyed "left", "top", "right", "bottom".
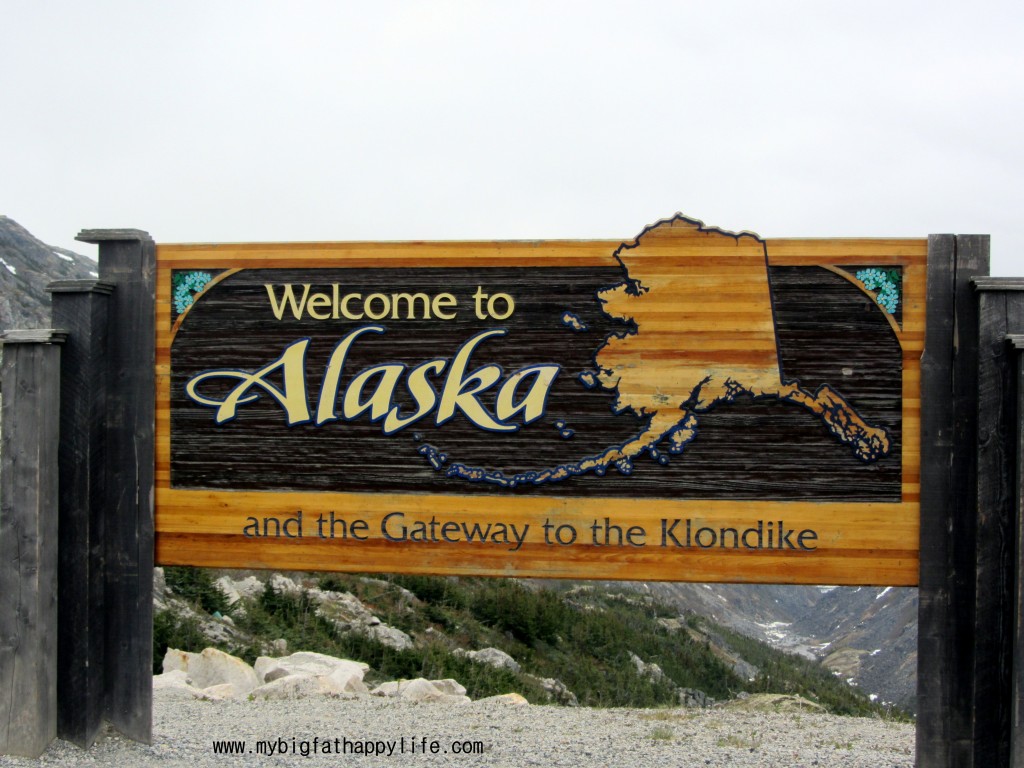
[{"left": 1, "top": 690, "right": 915, "bottom": 768}]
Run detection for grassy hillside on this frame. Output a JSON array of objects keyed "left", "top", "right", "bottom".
[{"left": 155, "top": 568, "right": 907, "bottom": 718}]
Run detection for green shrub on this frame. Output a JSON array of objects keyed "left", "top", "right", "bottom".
[
  {"left": 316, "top": 574, "right": 348, "bottom": 593},
  {"left": 470, "top": 580, "right": 567, "bottom": 645},
  {"left": 391, "top": 574, "right": 467, "bottom": 610},
  {"left": 152, "top": 609, "right": 208, "bottom": 674},
  {"left": 164, "top": 566, "right": 230, "bottom": 615}
]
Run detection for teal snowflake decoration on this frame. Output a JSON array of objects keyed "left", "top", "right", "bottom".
[
  {"left": 172, "top": 271, "right": 214, "bottom": 314},
  {"left": 856, "top": 268, "right": 900, "bottom": 315}
]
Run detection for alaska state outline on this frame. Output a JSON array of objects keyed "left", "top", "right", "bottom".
[{"left": 422, "top": 215, "right": 891, "bottom": 487}]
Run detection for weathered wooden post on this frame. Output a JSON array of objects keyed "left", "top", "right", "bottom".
[
  {"left": 74, "top": 230, "right": 156, "bottom": 745},
  {"left": 971, "top": 277, "right": 1024, "bottom": 767},
  {"left": 917, "top": 235, "right": 990, "bottom": 768},
  {"left": 48, "top": 279, "right": 113, "bottom": 748},
  {"left": 1, "top": 229, "right": 154, "bottom": 758},
  {"left": 1007, "top": 334, "right": 1024, "bottom": 767},
  {"left": 0, "top": 329, "right": 67, "bottom": 757}
]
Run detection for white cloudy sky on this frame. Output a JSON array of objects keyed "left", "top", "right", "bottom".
[{"left": 3, "top": 1, "right": 1023, "bottom": 274}]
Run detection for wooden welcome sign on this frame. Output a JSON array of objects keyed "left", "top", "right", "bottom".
[
  {"left": 156, "top": 215, "right": 925, "bottom": 585},
  {"left": 7, "top": 220, "right": 1010, "bottom": 762}
]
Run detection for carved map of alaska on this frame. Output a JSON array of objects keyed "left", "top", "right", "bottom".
[{"left": 427, "top": 215, "right": 893, "bottom": 487}]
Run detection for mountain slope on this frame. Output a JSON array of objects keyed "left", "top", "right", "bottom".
[
  {"left": 640, "top": 582, "right": 919, "bottom": 712},
  {"left": 788, "top": 586, "right": 918, "bottom": 711},
  {"left": 155, "top": 568, "right": 903, "bottom": 717},
  {"left": 0, "top": 215, "right": 96, "bottom": 329}
]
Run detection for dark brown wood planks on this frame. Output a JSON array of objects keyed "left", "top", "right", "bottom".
[
  {"left": 972, "top": 274, "right": 1023, "bottom": 767},
  {"left": 76, "top": 230, "right": 156, "bottom": 745},
  {"left": 0, "top": 330, "right": 65, "bottom": 757},
  {"left": 49, "top": 280, "right": 112, "bottom": 748},
  {"left": 1008, "top": 334, "right": 1024, "bottom": 767}
]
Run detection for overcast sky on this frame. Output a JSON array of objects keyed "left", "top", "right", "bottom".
[{"left": 3, "top": 1, "right": 1022, "bottom": 274}]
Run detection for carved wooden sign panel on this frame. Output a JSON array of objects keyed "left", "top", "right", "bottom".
[{"left": 156, "top": 215, "right": 924, "bottom": 585}]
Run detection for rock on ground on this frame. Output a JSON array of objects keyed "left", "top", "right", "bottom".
[
  {"left": 162, "top": 648, "right": 260, "bottom": 696},
  {"left": 371, "top": 678, "right": 471, "bottom": 704},
  {"left": 161, "top": 647, "right": 375, "bottom": 701},
  {"left": 254, "top": 651, "right": 368, "bottom": 684},
  {"left": 454, "top": 647, "right": 521, "bottom": 673}
]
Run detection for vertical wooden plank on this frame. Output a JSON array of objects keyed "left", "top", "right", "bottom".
[
  {"left": 0, "top": 331, "right": 66, "bottom": 757},
  {"left": 917, "top": 234, "right": 989, "bottom": 768},
  {"left": 974, "top": 284, "right": 1009, "bottom": 767},
  {"left": 972, "top": 277, "right": 1024, "bottom": 767},
  {"left": 76, "top": 229, "right": 155, "bottom": 745},
  {"left": 1000, "top": 306, "right": 1024, "bottom": 768},
  {"left": 1009, "top": 335, "right": 1024, "bottom": 767},
  {"left": 917, "top": 234, "right": 958, "bottom": 768},
  {"left": 48, "top": 280, "right": 112, "bottom": 748},
  {"left": 949, "top": 236, "right": 991, "bottom": 768}
]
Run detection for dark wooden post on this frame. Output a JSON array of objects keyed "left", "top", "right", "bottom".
[
  {"left": 0, "top": 330, "right": 67, "bottom": 757},
  {"left": 75, "top": 230, "right": 155, "bottom": 744},
  {"left": 917, "top": 234, "right": 990, "bottom": 768},
  {"left": 48, "top": 280, "right": 113, "bottom": 748},
  {"left": 1008, "top": 334, "right": 1024, "bottom": 767},
  {"left": 971, "top": 278, "right": 1024, "bottom": 767}
]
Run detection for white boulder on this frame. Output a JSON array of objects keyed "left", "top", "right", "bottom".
[
  {"left": 250, "top": 676, "right": 325, "bottom": 700},
  {"left": 430, "top": 679, "right": 467, "bottom": 697},
  {"left": 153, "top": 669, "right": 229, "bottom": 702},
  {"left": 201, "top": 683, "right": 240, "bottom": 699},
  {"left": 456, "top": 647, "right": 520, "bottom": 673},
  {"left": 250, "top": 651, "right": 370, "bottom": 697},
  {"left": 364, "top": 624, "right": 413, "bottom": 651},
  {"left": 629, "top": 651, "right": 665, "bottom": 682},
  {"left": 152, "top": 669, "right": 191, "bottom": 690},
  {"left": 371, "top": 678, "right": 470, "bottom": 704},
  {"left": 477, "top": 692, "right": 529, "bottom": 706},
  {"left": 162, "top": 647, "right": 259, "bottom": 696},
  {"left": 254, "top": 651, "right": 368, "bottom": 684},
  {"left": 319, "top": 666, "right": 370, "bottom": 695},
  {"left": 214, "top": 577, "right": 242, "bottom": 606},
  {"left": 270, "top": 574, "right": 301, "bottom": 594}
]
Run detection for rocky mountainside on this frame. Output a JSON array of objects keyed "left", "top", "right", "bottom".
[
  {"left": 0, "top": 215, "right": 96, "bottom": 329},
  {"left": 788, "top": 585, "right": 918, "bottom": 712},
  {"left": 155, "top": 567, "right": 903, "bottom": 718},
  {"left": 640, "top": 582, "right": 918, "bottom": 712}
]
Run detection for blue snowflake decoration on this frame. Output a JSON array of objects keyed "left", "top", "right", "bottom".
[
  {"left": 855, "top": 268, "right": 900, "bottom": 315},
  {"left": 172, "top": 271, "right": 214, "bottom": 315}
]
